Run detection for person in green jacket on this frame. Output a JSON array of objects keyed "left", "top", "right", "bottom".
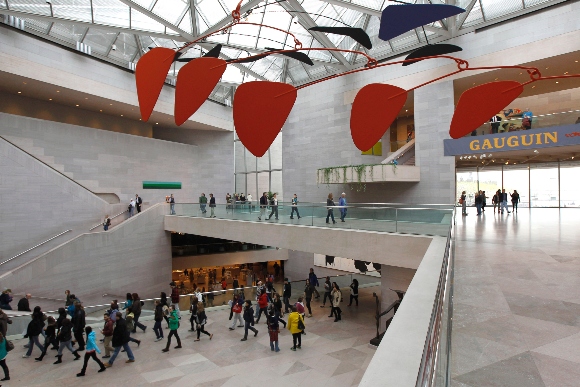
[
  {"left": 162, "top": 306, "right": 181, "bottom": 353},
  {"left": 199, "top": 193, "right": 208, "bottom": 214}
]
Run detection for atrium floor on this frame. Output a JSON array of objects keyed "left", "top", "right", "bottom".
[{"left": 451, "top": 208, "right": 580, "bottom": 386}]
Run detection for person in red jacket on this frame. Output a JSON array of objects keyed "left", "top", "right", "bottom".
[
  {"left": 255, "top": 290, "right": 269, "bottom": 323},
  {"left": 170, "top": 282, "right": 181, "bottom": 319}
]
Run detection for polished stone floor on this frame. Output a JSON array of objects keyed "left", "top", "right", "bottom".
[
  {"left": 2, "top": 287, "right": 378, "bottom": 386},
  {"left": 451, "top": 208, "right": 580, "bottom": 387}
]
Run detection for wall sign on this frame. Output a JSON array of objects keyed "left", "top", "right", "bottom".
[
  {"left": 143, "top": 181, "right": 182, "bottom": 189},
  {"left": 443, "top": 124, "right": 580, "bottom": 156}
]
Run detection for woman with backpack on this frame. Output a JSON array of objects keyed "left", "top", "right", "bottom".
[
  {"left": 124, "top": 307, "right": 141, "bottom": 347},
  {"left": 130, "top": 293, "right": 147, "bottom": 333},
  {"left": 162, "top": 305, "right": 181, "bottom": 352},
  {"left": 194, "top": 303, "right": 213, "bottom": 341},
  {"left": 0, "top": 332, "right": 10, "bottom": 381},
  {"left": 348, "top": 279, "right": 359, "bottom": 307}
]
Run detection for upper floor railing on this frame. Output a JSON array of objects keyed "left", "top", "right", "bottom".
[
  {"left": 468, "top": 109, "right": 580, "bottom": 137},
  {"left": 170, "top": 202, "right": 454, "bottom": 237}
]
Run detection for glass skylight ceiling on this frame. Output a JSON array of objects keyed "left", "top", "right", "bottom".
[{"left": 0, "top": 0, "right": 565, "bottom": 105}]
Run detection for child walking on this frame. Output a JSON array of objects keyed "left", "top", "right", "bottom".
[
  {"left": 267, "top": 310, "right": 280, "bottom": 352},
  {"left": 77, "top": 327, "right": 106, "bottom": 377}
]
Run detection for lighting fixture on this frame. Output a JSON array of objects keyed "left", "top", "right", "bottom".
[
  {"left": 75, "top": 104, "right": 79, "bottom": 107},
  {"left": 22, "top": 82, "right": 26, "bottom": 84},
  {"left": 533, "top": 150, "right": 539, "bottom": 153},
  {"left": 556, "top": 81, "right": 559, "bottom": 84},
  {"left": 156, "top": 122, "right": 159, "bottom": 125},
  {"left": 85, "top": 97, "right": 88, "bottom": 100},
  {"left": 109, "top": 103, "right": 112, "bottom": 105},
  {"left": 56, "top": 90, "right": 59, "bottom": 92},
  {"left": 120, "top": 114, "right": 123, "bottom": 117},
  {"left": 99, "top": 109, "right": 102, "bottom": 112},
  {"left": 17, "top": 91, "right": 21, "bottom": 94},
  {"left": 49, "top": 98, "right": 52, "bottom": 101}
]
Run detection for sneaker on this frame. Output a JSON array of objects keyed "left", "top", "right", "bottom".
[
  {"left": 125, "top": 359, "right": 135, "bottom": 363},
  {"left": 22, "top": 355, "right": 30, "bottom": 358},
  {"left": 155, "top": 337, "right": 163, "bottom": 342},
  {"left": 240, "top": 338, "right": 247, "bottom": 341},
  {"left": 194, "top": 339, "right": 200, "bottom": 342},
  {"left": 291, "top": 347, "right": 296, "bottom": 351},
  {"left": 297, "top": 345, "right": 301, "bottom": 349},
  {"left": 162, "top": 348, "right": 169, "bottom": 352},
  {"left": 102, "top": 355, "right": 110, "bottom": 359},
  {"left": 104, "top": 363, "right": 112, "bottom": 368},
  {"left": 237, "top": 325, "right": 244, "bottom": 327},
  {"left": 229, "top": 327, "right": 235, "bottom": 330},
  {"left": 308, "top": 314, "right": 312, "bottom": 318}
]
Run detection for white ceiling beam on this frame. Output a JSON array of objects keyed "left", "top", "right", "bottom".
[
  {"left": 193, "top": 0, "right": 264, "bottom": 39},
  {"left": 189, "top": 0, "right": 198, "bottom": 36},
  {"left": 197, "top": 42, "right": 267, "bottom": 81},
  {"left": 319, "top": 0, "right": 381, "bottom": 17},
  {"left": 423, "top": 25, "right": 451, "bottom": 38},
  {"left": 117, "top": 0, "right": 193, "bottom": 39},
  {"left": 280, "top": 0, "right": 351, "bottom": 68},
  {"left": 457, "top": 0, "right": 478, "bottom": 29},
  {"left": 0, "top": 8, "right": 186, "bottom": 41}
]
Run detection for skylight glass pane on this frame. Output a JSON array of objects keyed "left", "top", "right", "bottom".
[
  {"left": 52, "top": 0, "right": 92, "bottom": 22},
  {"left": 178, "top": 11, "right": 192, "bottom": 35},
  {"left": 92, "top": 0, "right": 130, "bottom": 28},
  {"left": 288, "top": 62, "right": 310, "bottom": 83},
  {"left": 0, "top": 0, "right": 6, "bottom": 9},
  {"left": 23, "top": 17, "right": 50, "bottom": 33},
  {"left": 227, "top": 23, "right": 260, "bottom": 47},
  {"left": 131, "top": 8, "right": 166, "bottom": 33},
  {"left": 481, "top": 0, "right": 523, "bottom": 21},
  {"left": 49, "top": 23, "right": 86, "bottom": 44},
  {"left": 222, "top": 66, "right": 244, "bottom": 83},
  {"left": 131, "top": 0, "right": 155, "bottom": 8},
  {"left": 108, "top": 32, "right": 137, "bottom": 62},
  {"left": 390, "top": 29, "right": 419, "bottom": 51},
  {"left": 461, "top": 1, "right": 484, "bottom": 27},
  {"left": 83, "top": 29, "right": 118, "bottom": 54},
  {"left": 197, "top": 0, "right": 228, "bottom": 27},
  {"left": 6, "top": 0, "right": 51, "bottom": 15},
  {"left": 524, "top": 0, "right": 552, "bottom": 6},
  {"left": 152, "top": 0, "right": 188, "bottom": 25},
  {"left": 351, "top": 0, "right": 385, "bottom": 11}
]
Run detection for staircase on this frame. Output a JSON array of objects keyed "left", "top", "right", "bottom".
[{"left": 404, "top": 155, "right": 415, "bottom": 166}]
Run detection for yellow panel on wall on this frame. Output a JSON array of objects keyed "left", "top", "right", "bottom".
[{"left": 362, "top": 140, "right": 382, "bottom": 156}]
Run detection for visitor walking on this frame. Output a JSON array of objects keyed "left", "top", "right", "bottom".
[
  {"left": 258, "top": 192, "right": 268, "bottom": 221},
  {"left": 320, "top": 276, "right": 332, "bottom": 308},
  {"left": 474, "top": 191, "right": 482, "bottom": 216},
  {"left": 101, "top": 313, "right": 114, "bottom": 358},
  {"left": 511, "top": 190, "right": 520, "bottom": 212},
  {"left": 194, "top": 303, "right": 213, "bottom": 341},
  {"left": 169, "top": 194, "right": 176, "bottom": 215},
  {"left": 23, "top": 306, "right": 45, "bottom": 358},
  {"left": 303, "top": 280, "right": 314, "bottom": 318},
  {"left": 240, "top": 300, "right": 258, "bottom": 341},
  {"left": 72, "top": 302, "right": 86, "bottom": 351},
  {"left": 267, "top": 310, "right": 280, "bottom": 352},
  {"left": 268, "top": 193, "right": 279, "bottom": 220},
  {"left": 124, "top": 308, "right": 141, "bottom": 347},
  {"left": 290, "top": 194, "right": 301, "bottom": 219},
  {"left": 0, "top": 332, "right": 9, "bottom": 381},
  {"left": 129, "top": 198, "right": 135, "bottom": 217},
  {"left": 153, "top": 300, "right": 164, "bottom": 342},
  {"left": 339, "top": 192, "right": 347, "bottom": 222},
  {"left": 326, "top": 193, "right": 336, "bottom": 224},
  {"left": 209, "top": 193, "right": 216, "bottom": 218},
  {"left": 500, "top": 189, "right": 511, "bottom": 214},
  {"left": 348, "top": 279, "right": 359, "bottom": 306},
  {"left": 76, "top": 326, "right": 106, "bottom": 377},
  {"left": 199, "top": 193, "right": 207, "bottom": 214},
  {"left": 35, "top": 316, "right": 57, "bottom": 361},
  {"left": 330, "top": 282, "right": 342, "bottom": 322},
  {"left": 162, "top": 306, "right": 181, "bottom": 352},
  {"left": 283, "top": 278, "right": 292, "bottom": 313},
  {"left": 272, "top": 293, "right": 287, "bottom": 328},
  {"left": 308, "top": 268, "right": 320, "bottom": 298},
  {"left": 103, "top": 215, "right": 111, "bottom": 231},
  {"left": 170, "top": 282, "right": 181, "bottom": 318},
  {"left": 287, "top": 306, "right": 305, "bottom": 351},
  {"left": 130, "top": 293, "right": 147, "bottom": 333},
  {"left": 0, "top": 309, "right": 11, "bottom": 338},
  {"left": 135, "top": 194, "right": 142, "bottom": 213},
  {"left": 54, "top": 317, "right": 81, "bottom": 364},
  {"left": 229, "top": 296, "right": 243, "bottom": 330},
  {"left": 255, "top": 289, "right": 269, "bottom": 323},
  {"left": 492, "top": 190, "right": 500, "bottom": 213},
  {"left": 104, "top": 312, "right": 135, "bottom": 367}
]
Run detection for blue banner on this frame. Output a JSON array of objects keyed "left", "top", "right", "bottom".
[{"left": 443, "top": 124, "right": 580, "bottom": 156}]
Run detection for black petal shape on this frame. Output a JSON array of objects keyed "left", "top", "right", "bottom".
[
  {"left": 265, "top": 48, "right": 314, "bottom": 66},
  {"left": 308, "top": 26, "right": 372, "bottom": 49},
  {"left": 226, "top": 53, "right": 270, "bottom": 64},
  {"left": 203, "top": 44, "right": 222, "bottom": 58},
  {"left": 402, "top": 44, "right": 463, "bottom": 66}
]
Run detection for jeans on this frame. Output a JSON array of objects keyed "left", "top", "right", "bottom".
[
  {"left": 476, "top": 202, "right": 482, "bottom": 215},
  {"left": 259, "top": 206, "right": 266, "bottom": 219},
  {"left": 322, "top": 292, "right": 331, "bottom": 305},
  {"left": 270, "top": 340, "right": 280, "bottom": 351},
  {"left": 153, "top": 321, "right": 163, "bottom": 339},
  {"left": 200, "top": 204, "right": 206, "bottom": 213},
  {"left": 104, "top": 224, "right": 109, "bottom": 231},
  {"left": 230, "top": 313, "right": 243, "bottom": 329},
  {"left": 501, "top": 201, "right": 510, "bottom": 213},
  {"left": 256, "top": 307, "right": 267, "bottom": 323},
  {"left": 74, "top": 329, "right": 85, "bottom": 350},
  {"left": 132, "top": 313, "right": 146, "bottom": 332},
  {"left": 170, "top": 204, "right": 175, "bottom": 215},
  {"left": 243, "top": 321, "right": 258, "bottom": 339},
  {"left": 340, "top": 209, "right": 347, "bottom": 221},
  {"left": 166, "top": 329, "right": 180, "bottom": 347},
  {"left": 305, "top": 297, "right": 312, "bottom": 315},
  {"left": 80, "top": 351, "right": 105, "bottom": 373},
  {"left": 57, "top": 340, "right": 75, "bottom": 356},
  {"left": 129, "top": 207, "right": 134, "bottom": 217},
  {"left": 274, "top": 311, "right": 286, "bottom": 327},
  {"left": 326, "top": 209, "right": 335, "bottom": 223},
  {"left": 109, "top": 343, "right": 134, "bottom": 364},
  {"left": 25, "top": 335, "right": 44, "bottom": 356},
  {"left": 268, "top": 206, "right": 278, "bottom": 219},
  {"left": 349, "top": 294, "right": 359, "bottom": 306},
  {"left": 292, "top": 332, "right": 301, "bottom": 348},
  {"left": 283, "top": 296, "right": 291, "bottom": 313},
  {"left": 512, "top": 202, "right": 518, "bottom": 212},
  {"left": 290, "top": 207, "right": 300, "bottom": 218},
  {"left": 462, "top": 202, "right": 467, "bottom": 215}
]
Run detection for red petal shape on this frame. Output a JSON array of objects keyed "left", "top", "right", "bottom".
[
  {"left": 136, "top": 47, "right": 176, "bottom": 121},
  {"left": 175, "top": 57, "right": 227, "bottom": 126},
  {"left": 234, "top": 82, "right": 297, "bottom": 157},
  {"left": 350, "top": 84, "right": 407, "bottom": 151},
  {"left": 450, "top": 81, "right": 523, "bottom": 139}
]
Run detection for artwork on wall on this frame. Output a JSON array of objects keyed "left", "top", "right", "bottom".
[
  {"left": 314, "top": 254, "right": 381, "bottom": 277},
  {"left": 143, "top": 181, "right": 182, "bottom": 189},
  {"left": 134, "top": 0, "right": 580, "bottom": 157}
]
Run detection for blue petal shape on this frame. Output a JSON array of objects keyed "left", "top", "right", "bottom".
[{"left": 379, "top": 4, "right": 465, "bottom": 42}]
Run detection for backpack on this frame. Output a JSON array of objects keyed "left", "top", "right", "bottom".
[
  {"left": 126, "top": 316, "right": 134, "bottom": 332},
  {"left": 5, "top": 340, "right": 14, "bottom": 352}
]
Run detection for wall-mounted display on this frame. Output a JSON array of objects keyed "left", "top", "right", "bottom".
[{"left": 314, "top": 254, "right": 380, "bottom": 277}]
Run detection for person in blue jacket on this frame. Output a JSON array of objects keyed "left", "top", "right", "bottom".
[
  {"left": 77, "top": 326, "right": 106, "bottom": 377},
  {"left": 338, "top": 192, "right": 347, "bottom": 222}
]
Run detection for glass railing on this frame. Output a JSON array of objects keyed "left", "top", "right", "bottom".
[
  {"left": 416, "top": 208, "right": 455, "bottom": 386},
  {"left": 467, "top": 109, "right": 580, "bottom": 137},
  {"left": 5, "top": 272, "right": 380, "bottom": 337},
  {"left": 170, "top": 202, "right": 454, "bottom": 237}
]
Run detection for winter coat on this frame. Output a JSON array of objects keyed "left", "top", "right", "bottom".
[
  {"left": 154, "top": 304, "right": 164, "bottom": 322},
  {"left": 112, "top": 318, "right": 129, "bottom": 347},
  {"left": 331, "top": 289, "right": 342, "bottom": 307},
  {"left": 0, "top": 338, "right": 7, "bottom": 361},
  {"left": 243, "top": 306, "right": 255, "bottom": 324},
  {"left": 287, "top": 312, "right": 304, "bottom": 334},
  {"left": 72, "top": 308, "right": 86, "bottom": 332},
  {"left": 44, "top": 324, "right": 57, "bottom": 339},
  {"left": 171, "top": 288, "right": 180, "bottom": 304},
  {"left": 196, "top": 310, "right": 207, "bottom": 326},
  {"left": 258, "top": 293, "right": 268, "bottom": 309},
  {"left": 132, "top": 298, "right": 142, "bottom": 315},
  {"left": 57, "top": 319, "right": 73, "bottom": 342},
  {"left": 26, "top": 317, "right": 45, "bottom": 337},
  {"left": 0, "top": 311, "right": 11, "bottom": 337},
  {"left": 304, "top": 285, "right": 314, "bottom": 299},
  {"left": 85, "top": 331, "right": 101, "bottom": 354}
]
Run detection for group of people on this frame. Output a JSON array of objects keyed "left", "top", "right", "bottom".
[
  {"left": 128, "top": 194, "right": 143, "bottom": 217},
  {"left": 460, "top": 188, "right": 520, "bottom": 216},
  {"left": 326, "top": 192, "right": 348, "bottom": 224},
  {"left": 198, "top": 193, "right": 217, "bottom": 217}
]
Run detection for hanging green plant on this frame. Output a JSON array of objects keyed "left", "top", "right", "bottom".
[{"left": 317, "top": 162, "right": 397, "bottom": 190}]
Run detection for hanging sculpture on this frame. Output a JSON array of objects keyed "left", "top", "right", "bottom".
[{"left": 135, "top": 1, "right": 580, "bottom": 157}]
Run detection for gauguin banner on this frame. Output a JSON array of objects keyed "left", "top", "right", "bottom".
[{"left": 443, "top": 124, "right": 580, "bottom": 156}]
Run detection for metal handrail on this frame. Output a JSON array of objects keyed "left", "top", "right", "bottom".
[
  {"left": 0, "top": 230, "right": 72, "bottom": 266},
  {"left": 89, "top": 210, "right": 127, "bottom": 231}
]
